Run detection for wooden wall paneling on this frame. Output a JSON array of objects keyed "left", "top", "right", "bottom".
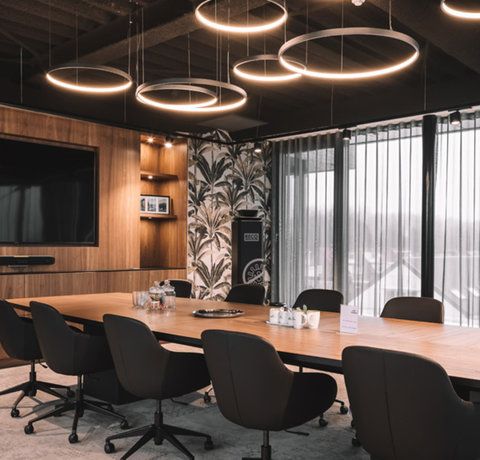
[
  {"left": 0, "top": 106, "right": 141, "bottom": 274},
  {"left": 0, "top": 274, "right": 25, "bottom": 298},
  {"left": 139, "top": 141, "right": 188, "bottom": 269}
]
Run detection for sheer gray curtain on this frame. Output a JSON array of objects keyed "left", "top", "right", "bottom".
[
  {"left": 344, "top": 122, "right": 423, "bottom": 316},
  {"left": 434, "top": 112, "right": 480, "bottom": 326},
  {"left": 274, "top": 135, "right": 335, "bottom": 306}
]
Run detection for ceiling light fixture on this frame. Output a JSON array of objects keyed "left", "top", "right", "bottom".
[
  {"left": 136, "top": 78, "right": 247, "bottom": 113},
  {"left": 165, "top": 137, "right": 174, "bottom": 148},
  {"left": 279, "top": 27, "right": 420, "bottom": 80},
  {"left": 254, "top": 142, "right": 262, "bottom": 153},
  {"left": 233, "top": 54, "right": 304, "bottom": 83},
  {"left": 135, "top": 83, "right": 218, "bottom": 110},
  {"left": 46, "top": 65, "right": 133, "bottom": 94},
  {"left": 342, "top": 129, "right": 352, "bottom": 141},
  {"left": 147, "top": 136, "right": 155, "bottom": 144},
  {"left": 441, "top": 0, "right": 480, "bottom": 19},
  {"left": 450, "top": 110, "right": 462, "bottom": 126},
  {"left": 195, "top": 0, "right": 287, "bottom": 34}
]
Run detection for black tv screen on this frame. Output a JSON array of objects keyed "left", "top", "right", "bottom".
[{"left": 0, "top": 137, "right": 97, "bottom": 245}]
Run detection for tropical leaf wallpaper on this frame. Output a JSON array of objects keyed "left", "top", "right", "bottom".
[{"left": 187, "top": 130, "right": 272, "bottom": 300}]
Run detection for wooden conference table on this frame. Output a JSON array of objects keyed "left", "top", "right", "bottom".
[{"left": 9, "top": 292, "right": 480, "bottom": 389}]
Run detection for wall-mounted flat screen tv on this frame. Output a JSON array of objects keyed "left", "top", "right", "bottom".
[{"left": 0, "top": 136, "right": 97, "bottom": 245}]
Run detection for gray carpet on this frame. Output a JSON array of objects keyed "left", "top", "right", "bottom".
[{"left": 0, "top": 365, "right": 369, "bottom": 459}]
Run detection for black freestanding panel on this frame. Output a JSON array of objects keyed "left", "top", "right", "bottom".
[{"left": 232, "top": 217, "right": 264, "bottom": 285}]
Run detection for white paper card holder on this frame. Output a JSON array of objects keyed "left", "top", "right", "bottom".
[{"left": 340, "top": 304, "right": 359, "bottom": 334}]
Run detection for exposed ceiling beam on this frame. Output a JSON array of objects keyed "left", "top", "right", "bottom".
[
  {"left": 370, "top": 0, "right": 480, "bottom": 75},
  {"left": 78, "top": 0, "right": 270, "bottom": 65},
  {"left": 81, "top": 0, "right": 131, "bottom": 16},
  {"left": 36, "top": 0, "right": 112, "bottom": 24}
]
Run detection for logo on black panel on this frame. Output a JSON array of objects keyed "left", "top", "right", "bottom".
[
  {"left": 244, "top": 233, "right": 260, "bottom": 242},
  {"left": 242, "top": 258, "right": 264, "bottom": 284}
]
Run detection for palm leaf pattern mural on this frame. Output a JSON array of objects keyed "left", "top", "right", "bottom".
[{"left": 187, "top": 130, "right": 272, "bottom": 300}]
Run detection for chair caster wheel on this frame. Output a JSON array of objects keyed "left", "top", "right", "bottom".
[
  {"left": 27, "top": 390, "right": 37, "bottom": 397},
  {"left": 204, "top": 438, "right": 214, "bottom": 450},
  {"left": 104, "top": 441, "right": 115, "bottom": 454},
  {"left": 68, "top": 433, "right": 79, "bottom": 444},
  {"left": 318, "top": 417, "right": 328, "bottom": 428},
  {"left": 10, "top": 408, "right": 20, "bottom": 418},
  {"left": 120, "top": 420, "right": 130, "bottom": 430},
  {"left": 77, "top": 409, "right": 84, "bottom": 417},
  {"left": 351, "top": 420, "right": 355, "bottom": 428},
  {"left": 352, "top": 437, "right": 362, "bottom": 447},
  {"left": 67, "top": 389, "right": 75, "bottom": 398},
  {"left": 340, "top": 405, "right": 349, "bottom": 415},
  {"left": 204, "top": 394, "right": 211, "bottom": 403},
  {"left": 24, "top": 424, "right": 34, "bottom": 435}
]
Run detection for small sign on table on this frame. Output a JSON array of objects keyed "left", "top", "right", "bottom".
[{"left": 340, "top": 304, "right": 359, "bottom": 334}]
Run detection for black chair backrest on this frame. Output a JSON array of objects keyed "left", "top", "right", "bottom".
[
  {"left": 293, "top": 289, "right": 344, "bottom": 313},
  {"left": 201, "top": 330, "right": 293, "bottom": 431},
  {"left": 381, "top": 297, "right": 444, "bottom": 324},
  {"left": 343, "top": 346, "right": 476, "bottom": 460},
  {"left": 103, "top": 314, "right": 170, "bottom": 399},
  {"left": 30, "top": 302, "right": 80, "bottom": 375},
  {"left": 0, "top": 300, "right": 41, "bottom": 360},
  {"left": 225, "top": 284, "right": 265, "bottom": 305},
  {"left": 161, "top": 279, "right": 192, "bottom": 298}
]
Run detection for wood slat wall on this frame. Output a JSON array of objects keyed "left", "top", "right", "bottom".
[{"left": 0, "top": 105, "right": 141, "bottom": 273}]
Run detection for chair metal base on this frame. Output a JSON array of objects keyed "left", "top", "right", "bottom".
[
  {"left": 0, "top": 361, "right": 71, "bottom": 417},
  {"left": 104, "top": 401, "right": 213, "bottom": 460},
  {"left": 242, "top": 431, "right": 272, "bottom": 460},
  {"left": 24, "top": 375, "right": 126, "bottom": 443}
]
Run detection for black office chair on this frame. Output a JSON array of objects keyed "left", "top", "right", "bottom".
[
  {"left": 293, "top": 289, "right": 348, "bottom": 422},
  {"left": 343, "top": 346, "right": 480, "bottom": 460},
  {"left": 103, "top": 314, "right": 213, "bottom": 460},
  {"left": 0, "top": 300, "right": 72, "bottom": 417},
  {"left": 25, "top": 302, "right": 127, "bottom": 444},
  {"left": 161, "top": 279, "right": 192, "bottom": 298},
  {"left": 203, "top": 283, "right": 266, "bottom": 404},
  {"left": 225, "top": 283, "right": 265, "bottom": 305},
  {"left": 202, "top": 330, "right": 337, "bottom": 460},
  {"left": 381, "top": 296, "right": 444, "bottom": 324}
]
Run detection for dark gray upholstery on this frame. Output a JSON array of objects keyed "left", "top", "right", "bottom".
[
  {"left": 103, "top": 314, "right": 210, "bottom": 400},
  {"left": 30, "top": 302, "right": 113, "bottom": 376},
  {"left": 381, "top": 297, "right": 444, "bottom": 324},
  {"left": 225, "top": 284, "right": 265, "bottom": 305},
  {"left": 343, "top": 346, "right": 480, "bottom": 460},
  {"left": 0, "top": 300, "right": 72, "bottom": 417},
  {"left": 103, "top": 314, "right": 212, "bottom": 459},
  {"left": 0, "top": 300, "right": 41, "bottom": 361},
  {"left": 161, "top": 279, "right": 192, "bottom": 299},
  {"left": 202, "top": 330, "right": 337, "bottom": 431},
  {"left": 293, "top": 289, "right": 344, "bottom": 312},
  {"left": 25, "top": 302, "right": 126, "bottom": 441}
]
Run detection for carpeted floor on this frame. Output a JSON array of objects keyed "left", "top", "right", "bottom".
[{"left": 0, "top": 365, "right": 369, "bottom": 459}]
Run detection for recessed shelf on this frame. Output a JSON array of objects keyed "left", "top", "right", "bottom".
[
  {"left": 140, "top": 213, "right": 177, "bottom": 221},
  {"left": 141, "top": 170, "right": 178, "bottom": 182}
]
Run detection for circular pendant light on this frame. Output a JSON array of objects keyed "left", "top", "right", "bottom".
[
  {"left": 46, "top": 65, "right": 133, "bottom": 94},
  {"left": 441, "top": 0, "right": 480, "bottom": 19},
  {"left": 134, "top": 82, "right": 219, "bottom": 110},
  {"left": 233, "top": 54, "right": 304, "bottom": 83},
  {"left": 136, "top": 78, "right": 247, "bottom": 113},
  {"left": 278, "top": 27, "right": 420, "bottom": 80},
  {"left": 195, "top": 0, "right": 287, "bottom": 34}
]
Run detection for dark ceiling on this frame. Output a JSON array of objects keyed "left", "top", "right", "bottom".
[{"left": 1, "top": 0, "right": 480, "bottom": 142}]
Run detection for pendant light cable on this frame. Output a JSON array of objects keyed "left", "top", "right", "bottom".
[
  {"left": 20, "top": 47, "right": 23, "bottom": 104},
  {"left": 48, "top": 0, "right": 52, "bottom": 67},
  {"left": 341, "top": 0, "right": 344, "bottom": 72}
]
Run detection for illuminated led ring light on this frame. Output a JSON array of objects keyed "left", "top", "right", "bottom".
[
  {"left": 137, "top": 78, "right": 247, "bottom": 113},
  {"left": 279, "top": 27, "right": 420, "bottom": 80},
  {"left": 441, "top": 0, "right": 480, "bottom": 19},
  {"left": 46, "top": 65, "right": 133, "bottom": 94},
  {"left": 233, "top": 54, "right": 304, "bottom": 83},
  {"left": 195, "top": 0, "right": 287, "bottom": 34},
  {"left": 135, "top": 83, "right": 218, "bottom": 110}
]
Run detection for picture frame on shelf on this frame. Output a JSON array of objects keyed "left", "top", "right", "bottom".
[{"left": 140, "top": 194, "right": 170, "bottom": 215}]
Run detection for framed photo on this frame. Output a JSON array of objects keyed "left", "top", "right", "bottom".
[{"left": 140, "top": 194, "right": 170, "bottom": 215}]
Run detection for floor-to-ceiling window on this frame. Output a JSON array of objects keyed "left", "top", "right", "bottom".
[
  {"left": 275, "top": 135, "right": 335, "bottom": 305},
  {"left": 345, "top": 123, "right": 423, "bottom": 316},
  {"left": 434, "top": 112, "right": 480, "bottom": 326}
]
